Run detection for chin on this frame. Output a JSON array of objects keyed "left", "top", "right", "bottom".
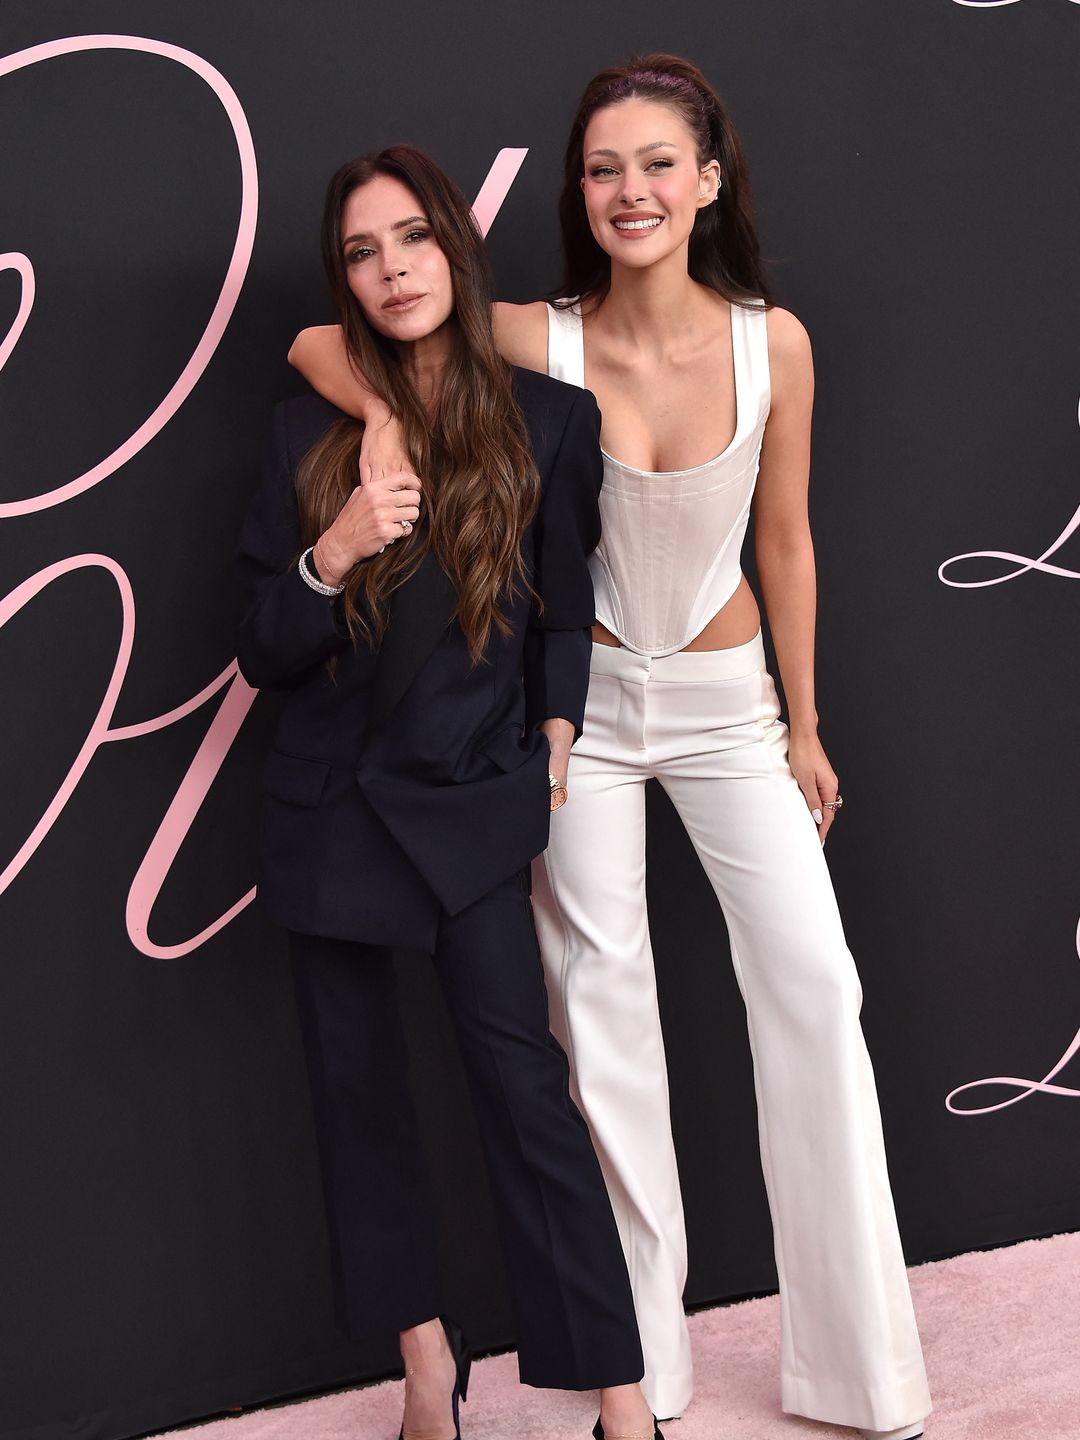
[
  {"left": 612, "top": 249, "right": 664, "bottom": 267},
  {"left": 596, "top": 227, "right": 688, "bottom": 269},
  {"left": 371, "top": 315, "right": 432, "bottom": 343},
  {"left": 394, "top": 320, "right": 438, "bottom": 341},
  {"left": 604, "top": 242, "right": 678, "bottom": 269}
]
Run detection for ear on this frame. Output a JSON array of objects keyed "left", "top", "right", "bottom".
[{"left": 697, "top": 158, "right": 721, "bottom": 208}]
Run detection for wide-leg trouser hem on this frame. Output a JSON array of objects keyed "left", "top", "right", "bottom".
[
  {"left": 518, "top": 1361, "right": 648, "bottom": 1392},
  {"left": 782, "top": 1367, "right": 932, "bottom": 1432},
  {"left": 339, "top": 1300, "right": 443, "bottom": 1345},
  {"left": 639, "top": 1370, "right": 693, "bottom": 1420}
]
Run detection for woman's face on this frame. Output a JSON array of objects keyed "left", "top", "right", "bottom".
[
  {"left": 340, "top": 174, "right": 454, "bottom": 341},
  {"left": 580, "top": 97, "right": 719, "bottom": 268}
]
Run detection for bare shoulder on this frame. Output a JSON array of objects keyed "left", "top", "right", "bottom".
[
  {"left": 298, "top": 322, "right": 343, "bottom": 348},
  {"left": 493, "top": 300, "right": 549, "bottom": 373},
  {"left": 287, "top": 321, "right": 343, "bottom": 364},
  {"left": 764, "top": 305, "right": 813, "bottom": 404},
  {"left": 765, "top": 305, "right": 812, "bottom": 367}
]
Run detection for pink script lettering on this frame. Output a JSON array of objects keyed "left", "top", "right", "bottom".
[
  {"left": 937, "top": 396, "right": 1080, "bottom": 589},
  {"left": 940, "top": 393, "right": 1080, "bottom": 1109},
  {"left": 0, "top": 33, "right": 528, "bottom": 956}
]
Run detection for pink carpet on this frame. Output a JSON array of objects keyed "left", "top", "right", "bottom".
[{"left": 159, "top": 1233, "right": 1080, "bottom": 1440}]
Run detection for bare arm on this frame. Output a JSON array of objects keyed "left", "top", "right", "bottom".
[
  {"left": 288, "top": 302, "right": 549, "bottom": 411},
  {"left": 754, "top": 307, "right": 840, "bottom": 843},
  {"left": 288, "top": 325, "right": 389, "bottom": 421},
  {"left": 289, "top": 304, "right": 549, "bottom": 486},
  {"left": 492, "top": 300, "right": 548, "bottom": 372}
]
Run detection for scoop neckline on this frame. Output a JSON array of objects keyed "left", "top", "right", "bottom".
[{"left": 595, "top": 302, "right": 747, "bottom": 478}]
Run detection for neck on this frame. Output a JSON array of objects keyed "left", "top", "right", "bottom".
[
  {"left": 597, "top": 245, "right": 706, "bottom": 348},
  {"left": 397, "top": 321, "right": 454, "bottom": 410}
]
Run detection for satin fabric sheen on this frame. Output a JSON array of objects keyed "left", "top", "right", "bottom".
[{"left": 545, "top": 299, "right": 769, "bottom": 656}]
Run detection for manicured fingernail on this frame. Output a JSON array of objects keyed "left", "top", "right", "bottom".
[{"left": 812, "top": 808, "right": 823, "bottom": 825}]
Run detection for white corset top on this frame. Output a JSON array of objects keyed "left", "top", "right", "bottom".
[{"left": 546, "top": 298, "right": 771, "bottom": 656}]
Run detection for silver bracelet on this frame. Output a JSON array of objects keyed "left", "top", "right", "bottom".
[{"left": 298, "top": 545, "right": 345, "bottom": 597}]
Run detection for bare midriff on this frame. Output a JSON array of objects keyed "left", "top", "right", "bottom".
[{"left": 591, "top": 573, "right": 761, "bottom": 652}]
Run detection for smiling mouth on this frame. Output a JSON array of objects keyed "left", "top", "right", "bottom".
[{"left": 612, "top": 216, "right": 665, "bottom": 232}]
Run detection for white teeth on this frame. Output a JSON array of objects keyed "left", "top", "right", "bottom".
[{"left": 613, "top": 217, "right": 663, "bottom": 230}]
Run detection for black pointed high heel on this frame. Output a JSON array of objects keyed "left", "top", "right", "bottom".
[
  {"left": 399, "top": 1315, "right": 471, "bottom": 1440},
  {"left": 443, "top": 1315, "right": 471, "bottom": 1435},
  {"left": 591, "top": 1418, "right": 664, "bottom": 1439}
]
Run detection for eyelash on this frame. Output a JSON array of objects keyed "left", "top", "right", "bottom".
[
  {"left": 346, "top": 228, "right": 432, "bottom": 263},
  {"left": 588, "top": 159, "right": 674, "bottom": 179}
]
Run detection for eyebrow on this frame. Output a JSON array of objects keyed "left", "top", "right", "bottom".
[
  {"left": 584, "top": 141, "right": 678, "bottom": 161},
  {"left": 341, "top": 215, "right": 428, "bottom": 246}
]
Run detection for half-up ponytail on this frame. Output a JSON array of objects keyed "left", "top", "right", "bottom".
[{"left": 557, "top": 52, "right": 771, "bottom": 310}]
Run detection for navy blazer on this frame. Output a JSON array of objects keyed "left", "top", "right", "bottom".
[{"left": 237, "top": 369, "right": 602, "bottom": 952}]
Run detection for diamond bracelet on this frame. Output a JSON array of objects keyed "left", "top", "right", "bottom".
[{"left": 298, "top": 545, "right": 345, "bottom": 597}]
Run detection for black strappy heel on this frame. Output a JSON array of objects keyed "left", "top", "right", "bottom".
[
  {"left": 591, "top": 1417, "right": 665, "bottom": 1439},
  {"left": 399, "top": 1315, "right": 472, "bottom": 1440}
]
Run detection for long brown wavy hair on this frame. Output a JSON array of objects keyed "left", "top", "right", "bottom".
[
  {"left": 296, "top": 145, "right": 540, "bottom": 664},
  {"left": 557, "top": 53, "right": 772, "bottom": 312}
]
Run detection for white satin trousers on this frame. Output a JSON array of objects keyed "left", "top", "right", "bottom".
[{"left": 531, "top": 634, "right": 931, "bottom": 1431}]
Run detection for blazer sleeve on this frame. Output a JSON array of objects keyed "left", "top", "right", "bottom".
[
  {"left": 236, "top": 402, "right": 351, "bottom": 691},
  {"left": 522, "top": 389, "right": 603, "bottom": 739}
]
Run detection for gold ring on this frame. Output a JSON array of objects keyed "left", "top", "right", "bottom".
[{"left": 822, "top": 794, "right": 844, "bottom": 811}]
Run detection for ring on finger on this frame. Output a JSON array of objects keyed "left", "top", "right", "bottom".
[
  {"left": 822, "top": 793, "right": 844, "bottom": 811},
  {"left": 400, "top": 518, "right": 413, "bottom": 535}
]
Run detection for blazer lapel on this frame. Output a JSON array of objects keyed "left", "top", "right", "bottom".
[{"left": 362, "top": 549, "right": 457, "bottom": 742}]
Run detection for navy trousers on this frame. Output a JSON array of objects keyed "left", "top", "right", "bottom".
[{"left": 288, "top": 870, "right": 644, "bottom": 1390}]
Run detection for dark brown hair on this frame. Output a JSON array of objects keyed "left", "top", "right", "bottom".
[
  {"left": 296, "top": 144, "right": 540, "bottom": 664},
  {"left": 557, "top": 53, "right": 771, "bottom": 311}
]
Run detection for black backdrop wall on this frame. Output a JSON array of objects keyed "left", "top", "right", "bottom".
[{"left": 2, "top": 2, "right": 1079, "bottom": 1437}]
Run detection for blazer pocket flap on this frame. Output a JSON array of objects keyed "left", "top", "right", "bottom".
[
  {"left": 264, "top": 751, "right": 332, "bottom": 806},
  {"left": 478, "top": 725, "right": 533, "bottom": 774}
]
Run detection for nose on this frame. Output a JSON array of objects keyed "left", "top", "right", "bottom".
[
  {"left": 618, "top": 170, "right": 646, "bottom": 206},
  {"left": 383, "top": 260, "right": 407, "bottom": 284}
]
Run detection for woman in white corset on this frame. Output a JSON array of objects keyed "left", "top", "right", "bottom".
[{"left": 288, "top": 52, "right": 930, "bottom": 1440}]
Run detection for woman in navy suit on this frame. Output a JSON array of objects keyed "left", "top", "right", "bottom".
[{"left": 236, "top": 146, "right": 658, "bottom": 1440}]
